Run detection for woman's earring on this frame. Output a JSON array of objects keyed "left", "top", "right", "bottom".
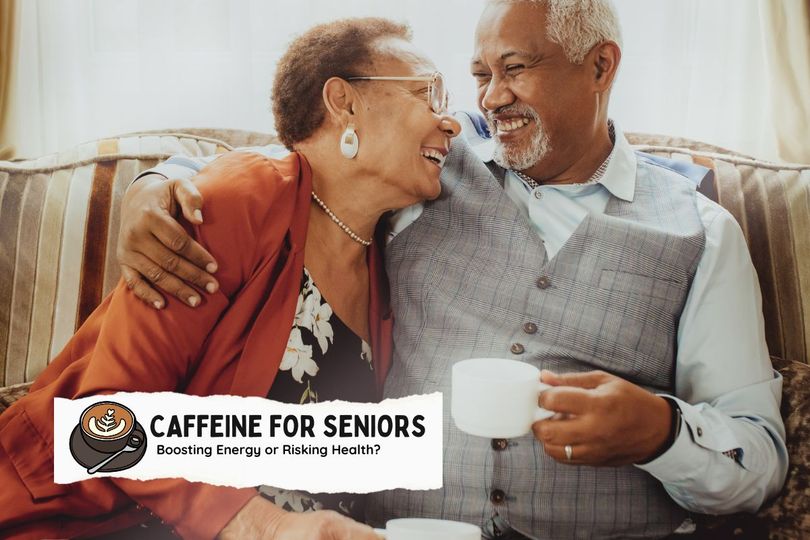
[{"left": 340, "top": 123, "right": 359, "bottom": 159}]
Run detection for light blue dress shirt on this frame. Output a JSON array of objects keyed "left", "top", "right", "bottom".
[{"left": 143, "top": 120, "right": 787, "bottom": 515}]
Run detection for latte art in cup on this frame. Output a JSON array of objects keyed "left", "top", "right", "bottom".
[
  {"left": 78, "top": 402, "right": 139, "bottom": 454},
  {"left": 81, "top": 402, "right": 134, "bottom": 441}
]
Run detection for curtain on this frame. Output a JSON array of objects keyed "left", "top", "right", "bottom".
[
  {"left": 7, "top": 0, "right": 796, "bottom": 162},
  {"left": 760, "top": 0, "right": 810, "bottom": 164},
  {"left": 0, "top": 0, "right": 16, "bottom": 159},
  {"left": 610, "top": 0, "right": 778, "bottom": 160},
  {"left": 8, "top": 0, "right": 488, "bottom": 159}
]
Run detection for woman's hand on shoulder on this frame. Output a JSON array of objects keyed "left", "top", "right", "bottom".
[
  {"left": 218, "top": 495, "right": 382, "bottom": 540},
  {"left": 118, "top": 173, "right": 219, "bottom": 309}
]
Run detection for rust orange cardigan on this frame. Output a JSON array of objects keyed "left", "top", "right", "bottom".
[{"left": 0, "top": 151, "right": 393, "bottom": 540}]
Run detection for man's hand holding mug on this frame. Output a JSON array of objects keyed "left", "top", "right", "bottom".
[{"left": 451, "top": 359, "right": 674, "bottom": 467}]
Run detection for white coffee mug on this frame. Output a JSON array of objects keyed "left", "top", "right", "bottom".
[
  {"left": 452, "top": 357, "right": 553, "bottom": 438},
  {"left": 376, "top": 518, "right": 481, "bottom": 540}
]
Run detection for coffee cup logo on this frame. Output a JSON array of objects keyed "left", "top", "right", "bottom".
[
  {"left": 84, "top": 404, "right": 131, "bottom": 440},
  {"left": 69, "top": 401, "right": 147, "bottom": 474}
]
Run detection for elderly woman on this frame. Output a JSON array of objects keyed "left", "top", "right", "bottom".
[{"left": 0, "top": 17, "right": 460, "bottom": 540}]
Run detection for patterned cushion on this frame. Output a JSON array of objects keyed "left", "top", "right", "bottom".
[
  {"left": 690, "top": 356, "right": 810, "bottom": 539},
  {"left": 0, "top": 381, "right": 32, "bottom": 414},
  {"left": 0, "top": 133, "right": 231, "bottom": 386},
  {"left": 760, "top": 356, "right": 810, "bottom": 536}
]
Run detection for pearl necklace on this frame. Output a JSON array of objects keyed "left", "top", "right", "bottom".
[{"left": 311, "top": 191, "right": 372, "bottom": 247}]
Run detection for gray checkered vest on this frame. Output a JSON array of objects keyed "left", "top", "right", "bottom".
[{"left": 367, "top": 137, "right": 706, "bottom": 539}]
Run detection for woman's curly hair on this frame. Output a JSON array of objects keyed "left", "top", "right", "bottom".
[{"left": 272, "top": 17, "right": 412, "bottom": 149}]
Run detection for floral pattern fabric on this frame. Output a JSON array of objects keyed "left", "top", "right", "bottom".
[
  {"left": 260, "top": 268, "right": 376, "bottom": 519},
  {"left": 275, "top": 268, "right": 375, "bottom": 404}
]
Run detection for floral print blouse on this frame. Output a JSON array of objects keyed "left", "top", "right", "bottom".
[{"left": 259, "top": 268, "right": 376, "bottom": 520}]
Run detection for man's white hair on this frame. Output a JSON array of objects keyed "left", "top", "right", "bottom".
[{"left": 489, "top": 0, "right": 622, "bottom": 64}]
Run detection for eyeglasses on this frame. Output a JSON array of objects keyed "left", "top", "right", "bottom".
[{"left": 347, "top": 71, "right": 448, "bottom": 115}]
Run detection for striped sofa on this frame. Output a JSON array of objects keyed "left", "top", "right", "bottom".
[
  {"left": 0, "top": 133, "right": 230, "bottom": 386},
  {"left": 0, "top": 129, "right": 808, "bottom": 537}
]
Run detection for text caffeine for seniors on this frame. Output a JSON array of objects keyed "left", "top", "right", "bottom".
[{"left": 149, "top": 413, "right": 426, "bottom": 438}]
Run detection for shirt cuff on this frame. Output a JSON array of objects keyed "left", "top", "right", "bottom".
[
  {"left": 634, "top": 395, "right": 740, "bottom": 480},
  {"left": 133, "top": 162, "right": 200, "bottom": 184}
]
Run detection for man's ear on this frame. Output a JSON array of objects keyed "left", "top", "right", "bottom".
[
  {"left": 322, "top": 77, "right": 357, "bottom": 127},
  {"left": 591, "top": 41, "right": 621, "bottom": 92}
]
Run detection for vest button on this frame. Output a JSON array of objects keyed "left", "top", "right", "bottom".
[
  {"left": 533, "top": 190, "right": 543, "bottom": 200},
  {"left": 510, "top": 343, "right": 525, "bottom": 355},
  {"left": 523, "top": 322, "right": 538, "bottom": 334},
  {"left": 536, "top": 276, "right": 551, "bottom": 289},
  {"left": 490, "top": 489, "right": 506, "bottom": 504},
  {"left": 491, "top": 438, "right": 508, "bottom": 451}
]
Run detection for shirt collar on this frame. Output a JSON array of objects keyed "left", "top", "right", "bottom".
[
  {"left": 598, "top": 121, "right": 636, "bottom": 202},
  {"left": 476, "top": 119, "right": 637, "bottom": 202}
]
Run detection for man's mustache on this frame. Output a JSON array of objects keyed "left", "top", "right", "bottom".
[{"left": 485, "top": 104, "right": 541, "bottom": 133}]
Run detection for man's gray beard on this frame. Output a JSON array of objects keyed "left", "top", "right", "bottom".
[{"left": 492, "top": 122, "right": 551, "bottom": 171}]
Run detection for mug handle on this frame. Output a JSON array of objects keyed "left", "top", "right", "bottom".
[{"left": 534, "top": 382, "right": 554, "bottom": 422}]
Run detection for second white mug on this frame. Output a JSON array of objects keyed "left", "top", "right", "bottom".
[{"left": 377, "top": 518, "right": 481, "bottom": 540}]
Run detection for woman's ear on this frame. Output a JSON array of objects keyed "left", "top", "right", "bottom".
[{"left": 322, "top": 77, "right": 357, "bottom": 127}]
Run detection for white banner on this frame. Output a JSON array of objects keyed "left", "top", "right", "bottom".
[{"left": 54, "top": 392, "right": 442, "bottom": 492}]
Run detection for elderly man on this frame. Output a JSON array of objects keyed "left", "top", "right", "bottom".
[{"left": 119, "top": 1, "right": 786, "bottom": 538}]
